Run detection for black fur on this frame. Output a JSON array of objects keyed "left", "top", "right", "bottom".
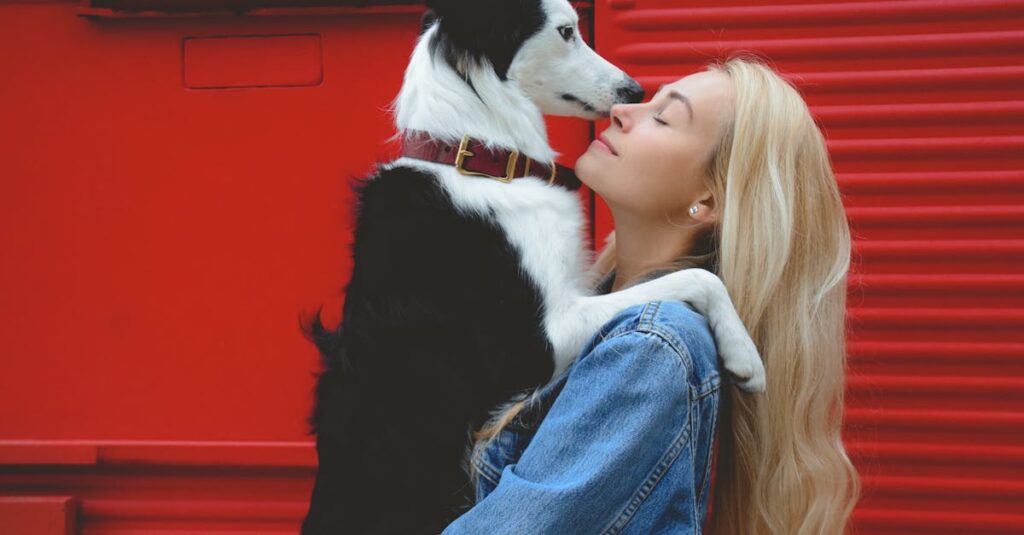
[
  {"left": 301, "top": 167, "right": 554, "bottom": 534},
  {"left": 426, "top": 0, "right": 547, "bottom": 80},
  {"left": 419, "top": 9, "right": 438, "bottom": 36}
]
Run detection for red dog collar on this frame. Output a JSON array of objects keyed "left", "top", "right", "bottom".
[{"left": 401, "top": 132, "right": 581, "bottom": 190}]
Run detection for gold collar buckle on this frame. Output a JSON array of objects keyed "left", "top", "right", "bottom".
[{"left": 454, "top": 135, "right": 518, "bottom": 183}]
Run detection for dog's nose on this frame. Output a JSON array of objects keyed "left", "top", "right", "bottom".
[{"left": 616, "top": 79, "right": 645, "bottom": 104}]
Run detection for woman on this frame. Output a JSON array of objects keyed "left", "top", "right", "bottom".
[{"left": 442, "top": 56, "right": 860, "bottom": 534}]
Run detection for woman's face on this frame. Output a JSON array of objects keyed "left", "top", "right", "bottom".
[{"left": 576, "top": 70, "right": 735, "bottom": 219}]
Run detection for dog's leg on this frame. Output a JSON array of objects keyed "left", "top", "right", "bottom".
[{"left": 548, "top": 268, "right": 766, "bottom": 393}]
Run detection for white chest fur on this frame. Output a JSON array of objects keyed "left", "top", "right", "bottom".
[{"left": 391, "top": 158, "right": 593, "bottom": 337}]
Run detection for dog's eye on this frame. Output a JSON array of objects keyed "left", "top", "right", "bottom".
[{"left": 558, "top": 25, "right": 574, "bottom": 42}]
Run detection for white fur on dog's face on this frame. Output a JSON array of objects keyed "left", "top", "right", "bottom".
[{"left": 508, "top": 0, "right": 638, "bottom": 119}]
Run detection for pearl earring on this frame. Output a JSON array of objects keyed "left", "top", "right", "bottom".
[{"left": 689, "top": 205, "right": 699, "bottom": 215}]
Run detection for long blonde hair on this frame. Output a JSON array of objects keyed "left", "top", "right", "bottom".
[{"left": 475, "top": 56, "right": 860, "bottom": 533}]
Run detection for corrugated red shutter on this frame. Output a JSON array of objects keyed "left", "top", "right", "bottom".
[{"left": 594, "top": 0, "right": 1024, "bottom": 533}]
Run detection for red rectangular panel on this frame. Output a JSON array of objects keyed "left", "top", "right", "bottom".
[
  {"left": 0, "top": 497, "right": 76, "bottom": 535},
  {"left": 184, "top": 34, "right": 322, "bottom": 89}
]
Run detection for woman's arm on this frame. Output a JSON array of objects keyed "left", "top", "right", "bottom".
[{"left": 443, "top": 326, "right": 704, "bottom": 534}]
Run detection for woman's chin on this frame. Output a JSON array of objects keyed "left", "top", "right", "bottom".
[{"left": 574, "top": 152, "right": 601, "bottom": 190}]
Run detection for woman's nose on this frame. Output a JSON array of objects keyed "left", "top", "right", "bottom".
[{"left": 610, "top": 103, "right": 630, "bottom": 131}]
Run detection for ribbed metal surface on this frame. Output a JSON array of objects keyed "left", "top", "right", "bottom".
[
  {"left": 595, "top": 1, "right": 1024, "bottom": 532},
  {"left": 0, "top": 441, "right": 316, "bottom": 533}
]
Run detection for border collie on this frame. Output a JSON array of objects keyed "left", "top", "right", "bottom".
[{"left": 301, "top": 1, "right": 765, "bottom": 533}]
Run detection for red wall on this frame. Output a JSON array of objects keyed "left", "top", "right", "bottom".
[{"left": 0, "top": 1, "right": 592, "bottom": 532}]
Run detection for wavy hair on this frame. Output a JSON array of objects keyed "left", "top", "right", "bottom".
[{"left": 473, "top": 56, "right": 860, "bottom": 533}]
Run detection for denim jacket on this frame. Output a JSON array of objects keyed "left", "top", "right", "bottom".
[{"left": 442, "top": 294, "right": 724, "bottom": 534}]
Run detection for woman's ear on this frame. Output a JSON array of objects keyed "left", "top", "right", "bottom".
[{"left": 690, "top": 190, "right": 719, "bottom": 225}]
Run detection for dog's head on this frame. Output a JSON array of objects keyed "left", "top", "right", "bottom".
[{"left": 425, "top": 0, "right": 644, "bottom": 119}]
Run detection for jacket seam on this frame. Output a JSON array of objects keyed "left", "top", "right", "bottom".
[
  {"left": 696, "top": 392, "right": 720, "bottom": 513},
  {"left": 597, "top": 323, "right": 692, "bottom": 535},
  {"left": 634, "top": 324, "right": 721, "bottom": 399},
  {"left": 594, "top": 303, "right": 721, "bottom": 398},
  {"left": 472, "top": 453, "right": 502, "bottom": 487},
  {"left": 599, "top": 388, "right": 693, "bottom": 535},
  {"left": 599, "top": 301, "right": 654, "bottom": 340},
  {"left": 634, "top": 326, "right": 693, "bottom": 374},
  {"left": 689, "top": 394, "right": 698, "bottom": 534}
]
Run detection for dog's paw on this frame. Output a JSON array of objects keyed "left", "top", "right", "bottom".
[{"left": 717, "top": 330, "right": 766, "bottom": 394}]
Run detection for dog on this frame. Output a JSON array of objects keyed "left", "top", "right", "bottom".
[{"left": 300, "top": 1, "right": 766, "bottom": 533}]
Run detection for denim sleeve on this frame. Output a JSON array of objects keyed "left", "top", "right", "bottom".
[{"left": 442, "top": 330, "right": 694, "bottom": 534}]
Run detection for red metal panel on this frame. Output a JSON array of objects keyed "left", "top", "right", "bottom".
[
  {"left": 0, "top": 2, "right": 594, "bottom": 532},
  {"left": 595, "top": 0, "right": 1024, "bottom": 533},
  {"left": 78, "top": 0, "right": 426, "bottom": 19},
  {"left": 183, "top": 34, "right": 324, "bottom": 89},
  {"left": 0, "top": 497, "right": 76, "bottom": 535}
]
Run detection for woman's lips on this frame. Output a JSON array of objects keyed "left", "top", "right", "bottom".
[{"left": 591, "top": 136, "right": 617, "bottom": 156}]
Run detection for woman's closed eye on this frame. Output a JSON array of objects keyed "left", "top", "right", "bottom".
[{"left": 654, "top": 114, "right": 669, "bottom": 126}]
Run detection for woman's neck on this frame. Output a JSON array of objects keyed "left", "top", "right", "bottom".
[{"left": 610, "top": 209, "right": 699, "bottom": 293}]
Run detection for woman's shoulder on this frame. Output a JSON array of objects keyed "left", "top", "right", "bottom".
[
  {"left": 600, "top": 300, "right": 713, "bottom": 347},
  {"left": 586, "top": 300, "right": 722, "bottom": 393}
]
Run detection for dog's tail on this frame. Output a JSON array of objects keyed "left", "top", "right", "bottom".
[{"left": 298, "top": 305, "right": 352, "bottom": 436}]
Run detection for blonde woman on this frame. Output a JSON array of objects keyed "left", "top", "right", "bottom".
[{"left": 443, "top": 57, "right": 860, "bottom": 534}]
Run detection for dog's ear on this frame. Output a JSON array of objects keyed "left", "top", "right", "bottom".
[
  {"left": 423, "top": 0, "right": 547, "bottom": 81},
  {"left": 422, "top": 0, "right": 461, "bottom": 18},
  {"left": 419, "top": 9, "right": 438, "bottom": 35},
  {"left": 425, "top": 0, "right": 543, "bottom": 28}
]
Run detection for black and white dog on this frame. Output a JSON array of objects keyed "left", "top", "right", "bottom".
[{"left": 301, "top": 1, "right": 765, "bottom": 533}]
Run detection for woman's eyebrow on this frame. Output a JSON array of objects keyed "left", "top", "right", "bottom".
[{"left": 655, "top": 85, "right": 694, "bottom": 122}]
